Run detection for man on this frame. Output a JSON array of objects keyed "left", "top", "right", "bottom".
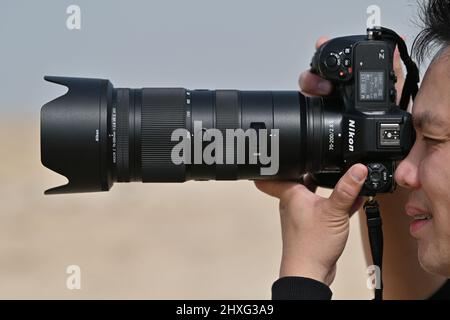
[{"left": 256, "top": 0, "right": 450, "bottom": 299}]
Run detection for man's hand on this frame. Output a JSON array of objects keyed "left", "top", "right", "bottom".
[
  {"left": 298, "top": 37, "right": 405, "bottom": 101},
  {"left": 256, "top": 36, "right": 409, "bottom": 288},
  {"left": 255, "top": 37, "right": 369, "bottom": 287},
  {"left": 255, "top": 165, "right": 367, "bottom": 286}
]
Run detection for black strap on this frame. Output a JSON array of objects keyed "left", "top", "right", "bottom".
[
  {"left": 368, "top": 27, "right": 420, "bottom": 111},
  {"left": 364, "top": 199, "right": 384, "bottom": 300},
  {"left": 360, "top": 27, "right": 420, "bottom": 301}
]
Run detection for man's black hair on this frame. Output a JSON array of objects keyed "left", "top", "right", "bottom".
[{"left": 413, "top": 0, "right": 450, "bottom": 64}]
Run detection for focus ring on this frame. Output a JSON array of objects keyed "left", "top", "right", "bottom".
[
  {"left": 215, "top": 90, "right": 240, "bottom": 180},
  {"left": 141, "top": 88, "right": 186, "bottom": 182}
]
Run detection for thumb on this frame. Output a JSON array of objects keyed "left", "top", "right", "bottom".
[
  {"left": 394, "top": 36, "right": 407, "bottom": 106},
  {"left": 394, "top": 45, "right": 405, "bottom": 84},
  {"left": 315, "top": 36, "right": 329, "bottom": 50},
  {"left": 326, "top": 164, "right": 368, "bottom": 214}
]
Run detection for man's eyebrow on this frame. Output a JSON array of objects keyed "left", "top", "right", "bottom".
[{"left": 412, "top": 111, "right": 447, "bottom": 130}]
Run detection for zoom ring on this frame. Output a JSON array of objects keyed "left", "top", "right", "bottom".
[
  {"left": 116, "top": 88, "right": 130, "bottom": 182},
  {"left": 141, "top": 88, "right": 187, "bottom": 182}
]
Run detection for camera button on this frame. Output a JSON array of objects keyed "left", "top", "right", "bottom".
[
  {"left": 344, "top": 47, "right": 352, "bottom": 55},
  {"left": 325, "top": 55, "right": 338, "bottom": 68},
  {"left": 390, "top": 71, "right": 398, "bottom": 83},
  {"left": 370, "top": 171, "right": 382, "bottom": 183},
  {"left": 369, "top": 163, "right": 381, "bottom": 170},
  {"left": 344, "top": 58, "right": 352, "bottom": 68},
  {"left": 390, "top": 88, "right": 397, "bottom": 102},
  {"left": 365, "top": 163, "right": 388, "bottom": 191}
]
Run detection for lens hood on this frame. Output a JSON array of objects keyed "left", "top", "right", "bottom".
[{"left": 41, "top": 76, "right": 113, "bottom": 194}]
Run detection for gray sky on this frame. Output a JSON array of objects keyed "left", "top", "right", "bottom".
[{"left": 1, "top": 0, "right": 420, "bottom": 116}]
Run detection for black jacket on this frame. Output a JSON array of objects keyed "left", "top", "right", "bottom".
[{"left": 272, "top": 277, "right": 450, "bottom": 300}]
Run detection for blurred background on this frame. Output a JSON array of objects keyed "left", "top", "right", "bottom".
[{"left": 0, "top": 0, "right": 421, "bottom": 299}]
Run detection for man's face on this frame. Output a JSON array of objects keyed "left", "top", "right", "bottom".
[{"left": 395, "top": 46, "right": 450, "bottom": 277}]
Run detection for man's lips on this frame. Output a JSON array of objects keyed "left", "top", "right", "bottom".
[
  {"left": 405, "top": 203, "right": 433, "bottom": 236},
  {"left": 405, "top": 204, "right": 430, "bottom": 217}
]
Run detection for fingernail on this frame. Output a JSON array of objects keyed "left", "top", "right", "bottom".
[
  {"left": 317, "top": 80, "right": 332, "bottom": 94},
  {"left": 351, "top": 165, "right": 366, "bottom": 183}
]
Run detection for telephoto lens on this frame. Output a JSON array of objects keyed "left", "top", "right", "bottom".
[{"left": 41, "top": 76, "right": 341, "bottom": 194}]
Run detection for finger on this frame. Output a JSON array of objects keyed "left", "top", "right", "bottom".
[
  {"left": 292, "top": 174, "right": 318, "bottom": 193},
  {"left": 394, "top": 46, "right": 405, "bottom": 100},
  {"left": 349, "top": 196, "right": 366, "bottom": 217},
  {"left": 303, "top": 174, "right": 318, "bottom": 193},
  {"left": 315, "top": 36, "right": 330, "bottom": 50},
  {"left": 394, "top": 36, "right": 407, "bottom": 105},
  {"left": 325, "top": 164, "right": 368, "bottom": 215},
  {"left": 299, "top": 71, "right": 333, "bottom": 96},
  {"left": 394, "top": 46, "right": 404, "bottom": 83},
  {"left": 254, "top": 180, "right": 305, "bottom": 201},
  {"left": 297, "top": 36, "right": 332, "bottom": 96}
]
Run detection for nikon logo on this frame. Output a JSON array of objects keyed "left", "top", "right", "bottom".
[{"left": 349, "top": 119, "right": 356, "bottom": 152}]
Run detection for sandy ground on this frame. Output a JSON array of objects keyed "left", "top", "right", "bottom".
[{"left": 0, "top": 117, "right": 372, "bottom": 299}]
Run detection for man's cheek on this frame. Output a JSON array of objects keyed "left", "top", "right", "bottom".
[
  {"left": 421, "top": 154, "right": 450, "bottom": 232},
  {"left": 420, "top": 153, "right": 450, "bottom": 194}
]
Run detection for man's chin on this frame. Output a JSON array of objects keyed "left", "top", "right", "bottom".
[{"left": 418, "top": 241, "right": 450, "bottom": 278}]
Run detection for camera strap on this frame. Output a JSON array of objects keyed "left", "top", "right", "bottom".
[
  {"left": 363, "top": 198, "right": 383, "bottom": 300},
  {"left": 363, "top": 27, "right": 419, "bottom": 301},
  {"left": 368, "top": 27, "right": 420, "bottom": 111}
]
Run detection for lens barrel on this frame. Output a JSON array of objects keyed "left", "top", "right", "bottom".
[{"left": 41, "top": 76, "right": 331, "bottom": 194}]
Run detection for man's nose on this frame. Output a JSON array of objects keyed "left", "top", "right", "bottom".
[{"left": 395, "top": 156, "right": 421, "bottom": 189}]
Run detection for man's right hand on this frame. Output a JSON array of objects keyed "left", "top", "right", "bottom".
[
  {"left": 298, "top": 37, "right": 334, "bottom": 96},
  {"left": 300, "top": 37, "right": 405, "bottom": 103}
]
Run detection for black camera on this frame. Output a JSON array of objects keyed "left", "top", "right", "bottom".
[{"left": 41, "top": 27, "right": 416, "bottom": 196}]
